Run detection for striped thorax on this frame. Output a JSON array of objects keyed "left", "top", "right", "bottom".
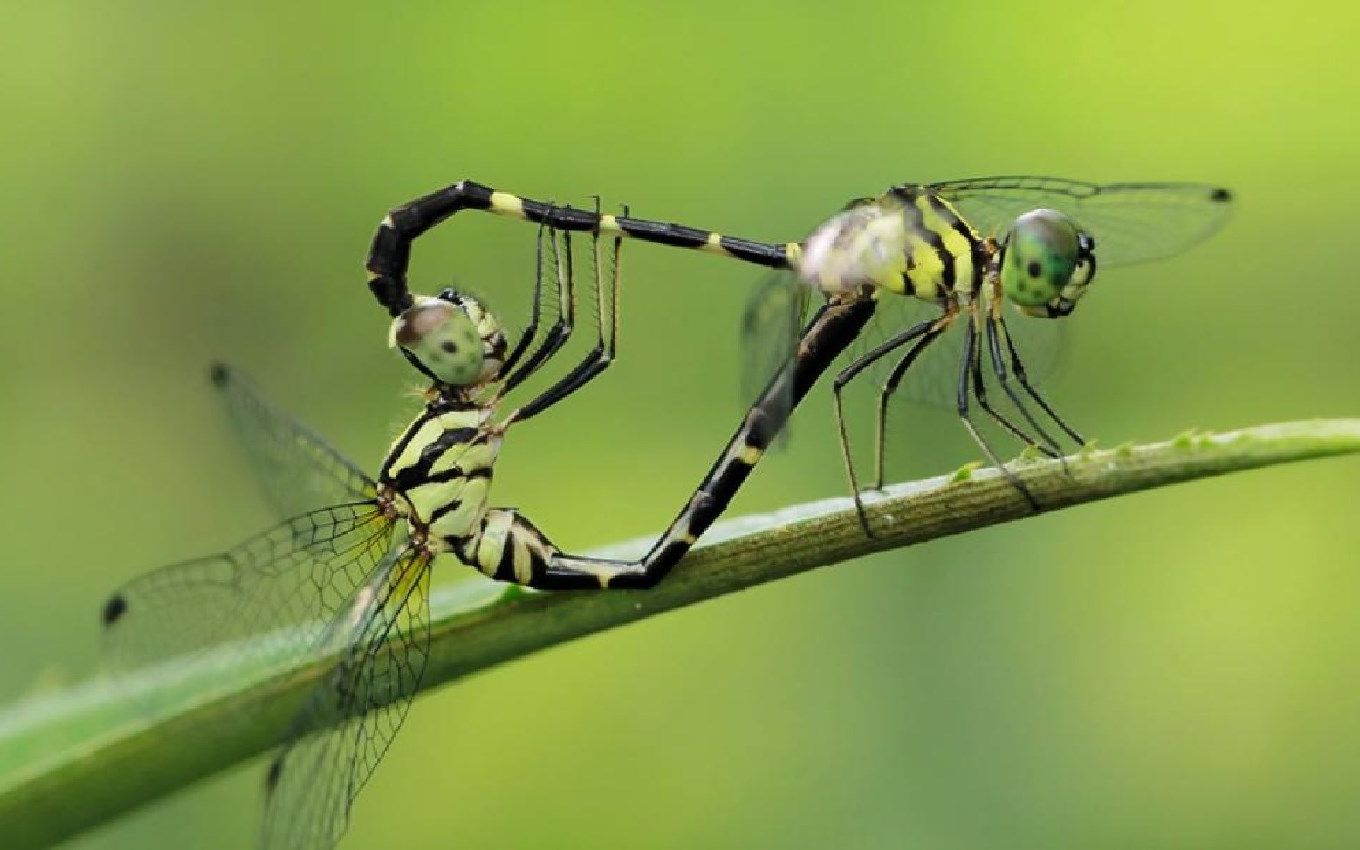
[
  {"left": 380, "top": 290, "right": 510, "bottom": 557},
  {"left": 798, "top": 188, "right": 985, "bottom": 305}
]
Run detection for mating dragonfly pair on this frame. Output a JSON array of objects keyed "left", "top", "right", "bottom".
[{"left": 103, "top": 176, "right": 1232, "bottom": 848}]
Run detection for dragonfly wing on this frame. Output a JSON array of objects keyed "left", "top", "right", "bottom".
[
  {"left": 101, "top": 503, "right": 395, "bottom": 671},
  {"left": 211, "top": 363, "right": 378, "bottom": 520},
  {"left": 261, "top": 544, "right": 433, "bottom": 850},
  {"left": 834, "top": 295, "right": 1074, "bottom": 487},
  {"left": 739, "top": 270, "right": 813, "bottom": 451},
  {"left": 931, "top": 176, "right": 1233, "bottom": 266}
]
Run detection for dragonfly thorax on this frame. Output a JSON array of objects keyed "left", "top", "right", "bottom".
[
  {"left": 798, "top": 189, "right": 983, "bottom": 306},
  {"left": 379, "top": 400, "right": 499, "bottom": 545}
]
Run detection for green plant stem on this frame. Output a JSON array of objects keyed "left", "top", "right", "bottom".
[{"left": 1, "top": 419, "right": 1357, "bottom": 848}]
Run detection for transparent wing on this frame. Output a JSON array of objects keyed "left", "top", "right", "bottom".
[
  {"left": 862, "top": 296, "right": 1069, "bottom": 410},
  {"left": 261, "top": 546, "right": 432, "bottom": 850},
  {"left": 833, "top": 298, "right": 1079, "bottom": 489},
  {"left": 211, "top": 363, "right": 378, "bottom": 520},
  {"left": 739, "top": 270, "right": 813, "bottom": 450},
  {"left": 101, "top": 503, "right": 395, "bottom": 671},
  {"left": 930, "top": 176, "right": 1233, "bottom": 266}
]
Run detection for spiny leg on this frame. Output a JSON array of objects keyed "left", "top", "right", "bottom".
[
  {"left": 367, "top": 180, "right": 795, "bottom": 317},
  {"left": 505, "top": 200, "right": 624, "bottom": 425},
  {"left": 983, "top": 313, "right": 1074, "bottom": 481},
  {"left": 957, "top": 309, "right": 1041, "bottom": 511},
  {"left": 994, "top": 312, "right": 1086, "bottom": 445},
  {"left": 983, "top": 311, "right": 1065, "bottom": 457},
  {"left": 831, "top": 317, "right": 943, "bottom": 536},
  {"left": 458, "top": 296, "right": 879, "bottom": 590},
  {"left": 968, "top": 318, "right": 1060, "bottom": 459},
  {"left": 498, "top": 214, "right": 555, "bottom": 378},
  {"left": 502, "top": 223, "right": 577, "bottom": 394},
  {"left": 871, "top": 319, "right": 950, "bottom": 491}
]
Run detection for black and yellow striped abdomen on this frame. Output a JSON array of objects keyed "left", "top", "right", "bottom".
[{"left": 366, "top": 179, "right": 799, "bottom": 316}]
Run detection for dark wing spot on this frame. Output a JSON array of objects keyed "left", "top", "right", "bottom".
[
  {"left": 1210, "top": 187, "right": 1233, "bottom": 203},
  {"left": 207, "top": 361, "right": 231, "bottom": 387},
  {"left": 265, "top": 755, "right": 284, "bottom": 792},
  {"left": 440, "top": 340, "right": 459, "bottom": 354},
  {"left": 1026, "top": 260, "right": 1042, "bottom": 278},
  {"left": 102, "top": 594, "right": 128, "bottom": 626}
]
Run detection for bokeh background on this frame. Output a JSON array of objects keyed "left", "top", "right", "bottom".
[{"left": 3, "top": 2, "right": 1360, "bottom": 848}]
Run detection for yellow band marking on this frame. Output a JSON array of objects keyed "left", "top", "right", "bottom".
[
  {"left": 739, "top": 445, "right": 763, "bottom": 465},
  {"left": 697, "top": 231, "right": 727, "bottom": 256},
  {"left": 512, "top": 540, "right": 533, "bottom": 585},
  {"left": 490, "top": 192, "right": 525, "bottom": 217}
]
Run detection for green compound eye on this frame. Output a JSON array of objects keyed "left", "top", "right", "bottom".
[
  {"left": 389, "top": 298, "right": 486, "bottom": 385},
  {"left": 999, "top": 208, "right": 1081, "bottom": 308}
]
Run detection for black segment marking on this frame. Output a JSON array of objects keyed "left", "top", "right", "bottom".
[
  {"left": 495, "top": 536, "right": 517, "bottom": 581},
  {"left": 377, "top": 409, "right": 437, "bottom": 482},
  {"left": 429, "top": 499, "right": 464, "bottom": 524},
  {"left": 424, "top": 465, "right": 492, "bottom": 485},
  {"left": 618, "top": 217, "right": 710, "bottom": 249},
  {"left": 926, "top": 193, "right": 983, "bottom": 288},
  {"left": 386, "top": 425, "right": 482, "bottom": 491},
  {"left": 366, "top": 179, "right": 796, "bottom": 314},
  {"left": 719, "top": 235, "right": 791, "bottom": 268},
  {"left": 523, "top": 297, "right": 878, "bottom": 591},
  {"left": 901, "top": 194, "right": 954, "bottom": 288},
  {"left": 519, "top": 201, "right": 599, "bottom": 231}
]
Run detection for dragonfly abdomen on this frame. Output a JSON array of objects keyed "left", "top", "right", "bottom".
[{"left": 450, "top": 508, "right": 556, "bottom": 584}]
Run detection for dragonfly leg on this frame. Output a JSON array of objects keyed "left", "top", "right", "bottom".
[
  {"left": 501, "top": 223, "right": 578, "bottom": 394},
  {"left": 496, "top": 215, "right": 556, "bottom": 378},
  {"left": 870, "top": 318, "right": 951, "bottom": 491},
  {"left": 982, "top": 313, "right": 1065, "bottom": 457},
  {"left": 994, "top": 313, "right": 1086, "bottom": 446},
  {"left": 459, "top": 296, "right": 878, "bottom": 589},
  {"left": 970, "top": 318, "right": 1062, "bottom": 460},
  {"left": 833, "top": 317, "right": 942, "bottom": 537},
  {"left": 957, "top": 309, "right": 1041, "bottom": 511},
  {"left": 503, "top": 201, "right": 624, "bottom": 425}
]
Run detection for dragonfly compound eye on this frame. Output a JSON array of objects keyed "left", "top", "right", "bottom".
[
  {"left": 389, "top": 297, "right": 486, "bottom": 385},
  {"left": 1000, "top": 208, "right": 1084, "bottom": 314}
]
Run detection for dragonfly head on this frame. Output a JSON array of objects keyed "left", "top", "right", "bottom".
[
  {"left": 388, "top": 289, "right": 507, "bottom": 387},
  {"left": 999, "top": 209, "right": 1096, "bottom": 319}
]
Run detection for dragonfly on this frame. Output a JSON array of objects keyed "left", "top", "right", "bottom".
[
  {"left": 101, "top": 206, "right": 874, "bottom": 849},
  {"left": 366, "top": 177, "right": 1233, "bottom": 530}
]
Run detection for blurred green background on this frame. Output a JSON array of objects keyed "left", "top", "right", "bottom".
[{"left": 3, "top": 1, "right": 1360, "bottom": 848}]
